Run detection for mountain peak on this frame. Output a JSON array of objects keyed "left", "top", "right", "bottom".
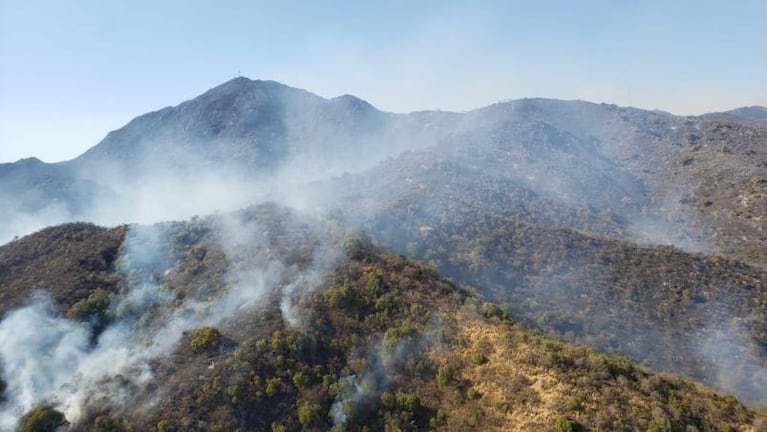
[
  {"left": 330, "top": 94, "right": 379, "bottom": 113},
  {"left": 726, "top": 105, "right": 767, "bottom": 117},
  {"left": 214, "top": 76, "right": 271, "bottom": 89},
  {"left": 205, "top": 76, "right": 300, "bottom": 97},
  {"left": 12, "top": 157, "right": 43, "bottom": 165}
]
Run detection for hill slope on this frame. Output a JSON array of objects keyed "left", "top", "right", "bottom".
[
  {"left": 0, "top": 211, "right": 765, "bottom": 431},
  {"left": 2, "top": 80, "right": 765, "bottom": 267},
  {"left": 1, "top": 79, "right": 766, "bottom": 428}
]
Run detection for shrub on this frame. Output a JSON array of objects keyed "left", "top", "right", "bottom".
[
  {"left": 292, "top": 371, "right": 312, "bottom": 389},
  {"left": 297, "top": 402, "right": 322, "bottom": 426},
  {"left": 467, "top": 409, "right": 481, "bottom": 427},
  {"left": 436, "top": 364, "right": 454, "bottom": 386},
  {"left": 396, "top": 392, "right": 421, "bottom": 412},
  {"left": 646, "top": 417, "right": 677, "bottom": 432},
  {"left": 365, "top": 271, "right": 383, "bottom": 293},
  {"left": 66, "top": 288, "right": 112, "bottom": 323},
  {"left": 157, "top": 419, "right": 171, "bottom": 432},
  {"left": 18, "top": 405, "right": 67, "bottom": 432},
  {"left": 435, "top": 409, "right": 447, "bottom": 425},
  {"left": 472, "top": 352, "right": 487, "bottom": 365},
  {"left": 190, "top": 326, "right": 222, "bottom": 354},
  {"left": 93, "top": 415, "right": 127, "bottom": 432},
  {"left": 265, "top": 377, "right": 281, "bottom": 396},
  {"left": 325, "top": 284, "right": 354, "bottom": 309},
  {"left": 480, "top": 302, "right": 507, "bottom": 320},
  {"left": 380, "top": 391, "right": 396, "bottom": 409},
  {"left": 467, "top": 387, "right": 481, "bottom": 400},
  {"left": 555, "top": 415, "right": 577, "bottom": 432}
]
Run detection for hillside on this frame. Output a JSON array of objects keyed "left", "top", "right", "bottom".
[
  {"left": 1, "top": 78, "right": 766, "bottom": 430},
  {"left": 68, "top": 78, "right": 393, "bottom": 177},
  {"left": 2, "top": 80, "right": 765, "bottom": 268},
  {"left": 356, "top": 197, "right": 767, "bottom": 405},
  {"left": 0, "top": 210, "right": 765, "bottom": 431}
]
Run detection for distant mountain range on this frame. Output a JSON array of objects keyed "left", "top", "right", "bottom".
[{"left": 2, "top": 78, "right": 764, "bottom": 266}]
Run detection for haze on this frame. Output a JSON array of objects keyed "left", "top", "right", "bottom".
[{"left": 1, "top": 0, "right": 766, "bottom": 163}]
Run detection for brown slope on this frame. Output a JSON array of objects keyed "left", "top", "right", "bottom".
[
  {"left": 0, "top": 223, "right": 126, "bottom": 315},
  {"left": 361, "top": 194, "right": 767, "bottom": 406},
  {"left": 0, "top": 208, "right": 764, "bottom": 431},
  {"left": 59, "top": 231, "right": 766, "bottom": 432}
]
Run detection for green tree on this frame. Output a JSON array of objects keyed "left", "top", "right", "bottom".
[
  {"left": 67, "top": 288, "right": 112, "bottom": 323},
  {"left": 555, "top": 415, "right": 577, "bottom": 432},
  {"left": 297, "top": 402, "right": 322, "bottom": 427},
  {"left": 436, "top": 364, "right": 453, "bottom": 386},
  {"left": 647, "top": 417, "right": 678, "bottom": 432},
  {"left": 18, "top": 405, "right": 67, "bottom": 432},
  {"left": 190, "top": 326, "right": 222, "bottom": 354}
]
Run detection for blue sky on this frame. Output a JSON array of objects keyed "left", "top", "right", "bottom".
[{"left": 1, "top": 0, "right": 766, "bottom": 163}]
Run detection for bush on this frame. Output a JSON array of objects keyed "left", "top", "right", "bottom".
[
  {"left": 436, "top": 364, "right": 454, "bottom": 386},
  {"left": 292, "top": 371, "right": 312, "bottom": 389},
  {"left": 297, "top": 402, "right": 322, "bottom": 427},
  {"left": 396, "top": 392, "right": 421, "bottom": 412},
  {"left": 466, "top": 387, "right": 481, "bottom": 400},
  {"left": 435, "top": 409, "right": 447, "bottom": 425},
  {"left": 266, "top": 377, "right": 281, "bottom": 396},
  {"left": 467, "top": 409, "right": 481, "bottom": 427},
  {"left": 93, "top": 415, "right": 127, "bottom": 432},
  {"left": 472, "top": 352, "right": 487, "bottom": 365},
  {"left": 190, "top": 326, "right": 222, "bottom": 354},
  {"left": 555, "top": 415, "right": 577, "bottom": 432},
  {"left": 480, "top": 302, "right": 507, "bottom": 320},
  {"left": 646, "top": 417, "right": 677, "bottom": 432},
  {"left": 325, "top": 284, "right": 354, "bottom": 309},
  {"left": 157, "top": 419, "right": 171, "bottom": 432},
  {"left": 18, "top": 405, "right": 67, "bottom": 432},
  {"left": 66, "top": 288, "right": 112, "bottom": 323},
  {"left": 380, "top": 391, "right": 396, "bottom": 409}
]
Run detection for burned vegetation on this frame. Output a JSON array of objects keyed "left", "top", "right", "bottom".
[{"left": 0, "top": 205, "right": 765, "bottom": 431}]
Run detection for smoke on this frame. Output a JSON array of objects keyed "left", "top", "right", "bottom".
[
  {"left": 698, "top": 320, "right": 767, "bottom": 407},
  {"left": 0, "top": 293, "right": 89, "bottom": 429},
  {"left": 329, "top": 328, "right": 432, "bottom": 428},
  {"left": 0, "top": 209, "right": 341, "bottom": 429},
  {"left": 0, "top": 199, "right": 72, "bottom": 246},
  {"left": 0, "top": 77, "right": 764, "bottom": 428}
]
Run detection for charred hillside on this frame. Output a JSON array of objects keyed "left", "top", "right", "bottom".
[{"left": 1, "top": 209, "right": 765, "bottom": 432}]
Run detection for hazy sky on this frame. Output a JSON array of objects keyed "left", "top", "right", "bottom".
[{"left": 1, "top": 0, "right": 766, "bottom": 163}]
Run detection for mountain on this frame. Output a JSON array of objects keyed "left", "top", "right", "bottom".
[
  {"left": 1, "top": 209, "right": 765, "bottom": 431},
  {"left": 0, "top": 78, "right": 450, "bottom": 242},
  {"left": 1, "top": 78, "right": 767, "bottom": 429},
  {"left": 2, "top": 82, "right": 764, "bottom": 266},
  {"left": 68, "top": 78, "right": 392, "bottom": 177},
  {"left": 698, "top": 106, "right": 767, "bottom": 128}
]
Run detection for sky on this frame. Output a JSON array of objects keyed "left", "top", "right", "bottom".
[{"left": 1, "top": 0, "right": 766, "bottom": 163}]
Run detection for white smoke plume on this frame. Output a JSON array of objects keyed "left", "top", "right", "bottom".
[
  {"left": 329, "top": 328, "right": 433, "bottom": 428},
  {"left": 0, "top": 213, "right": 325, "bottom": 429},
  {"left": 699, "top": 321, "right": 767, "bottom": 407}
]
